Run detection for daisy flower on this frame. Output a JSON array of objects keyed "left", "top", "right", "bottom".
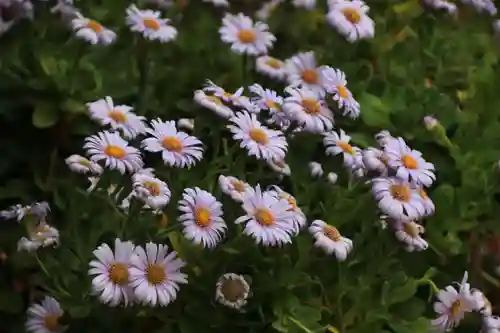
[
  {"left": 472, "top": 289, "right": 492, "bottom": 316},
  {"left": 132, "top": 173, "right": 171, "bottom": 209},
  {"left": 26, "top": 296, "right": 66, "bottom": 333},
  {"left": 215, "top": 273, "right": 251, "bottom": 310},
  {"left": 219, "top": 12, "right": 276, "bottom": 55},
  {"left": 178, "top": 187, "right": 227, "bottom": 248},
  {"left": 461, "top": 0, "right": 497, "bottom": 15},
  {"left": 141, "top": 119, "right": 204, "bottom": 168},
  {"left": 416, "top": 187, "right": 435, "bottom": 216},
  {"left": 88, "top": 238, "right": 136, "bottom": 307},
  {"left": 65, "top": 154, "right": 103, "bottom": 175},
  {"left": 371, "top": 177, "right": 425, "bottom": 221},
  {"left": 1, "top": 204, "right": 31, "bottom": 221},
  {"left": 323, "top": 129, "right": 359, "bottom": 168},
  {"left": 484, "top": 316, "right": 500, "bottom": 333},
  {"left": 267, "top": 158, "right": 291, "bottom": 176},
  {"left": 235, "top": 185, "right": 295, "bottom": 246},
  {"left": 282, "top": 86, "right": 333, "bottom": 133},
  {"left": 227, "top": 112, "right": 288, "bottom": 162},
  {"left": 129, "top": 242, "right": 188, "bottom": 307},
  {"left": 84, "top": 131, "right": 143, "bottom": 174},
  {"left": 375, "top": 130, "right": 395, "bottom": 147},
  {"left": 309, "top": 220, "right": 353, "bottom": 261},
  {"left": 362, "top": 148, "right": 388, "bottom": 176},
  {"left": 268, "top": 186, "right": 306, "bottom": 234},
  {"left": 422, "top": 0, "right": 457, "bottom": 14},
  {"left": 126, "top": 4, "right": 177, "bottom": 42},
  {"left": 248, "top": 83, "right": 283, "bottom": 114},
  {"left": 320, "top": 66, "right": 360, "bottom": 118},
  {"left": 326, "top": 0, "right": 375, "bottom": 43},
  {"left": 285, "top": 51, "right": 325, "bottom": 97},
  {"left": 194, "top": 90, "right": 234, "bottom": 119},
  {"left": 71, "top": 12, "right": 116, "bottom": 45},
  {"left": 87, "top": 96, "right": 147, "bottom": 139},
  {"left": 218, "top": 175, "right": 252, "bottom": 202},
  {"left": 384, "top": 137, "right": 436, "bottom": 187},
  {"left": 255, "top": 55, "right": 286, "bottom": 80},
  {"left": 431, "top": 272, "right": 479, "bottom": 332},
  {"left": 308, "top": 161, "right": 324, "bottom": 178},
  {"left": 17, "top": 223, "right": 60, "bottom": 252},
  {"left": 393, "top": 220, "right": 428, "bottom": 252}
]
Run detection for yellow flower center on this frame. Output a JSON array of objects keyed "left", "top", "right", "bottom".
[
  {"left": 87, "top": 20, "right": 102, "bottom": 32},
  {"left": 255, "top": 208, "right": 274, "bottom": 226},
  {"left": 265, "top": 58, "right": 282, "bottom": 69},
  {"left": 403, "top": 222, "right": 419, "bottom": 237},
  {"left": 207, "top": 95, "right": 223, "bottom": 104},
  {"left": 419, "top": 188, "right": 428, "bottom": 200},
  {"left": 301, "top": 98, "right": 321, "bottom": 114},
  {"left": 146, "top": 263, "right": 166, "bottom": 285},
  {"left": 390, "top": 184, "right": 411, "bottom": 202},
  {"left": 301, "top": 69, "right": 319, "bottom": 84},
  {"left": 402, "top": 155, "right": 418, "bottom": 169},
  {"left": 249, "top": 128, "right": 269, "bottom": 145},
  {"left": 450, "top": 300, "right": 465, "bottom": 317},
  {"left": 108, "top": 262, "right": 129, "bottom": 285},
  {"left": 44, "top": 314, "right": 60, "bottom": 332},
  {"left": 342, "top": 7, "right": 361, "bottom": 24},
  {"left": 144, "top": 181, "right": 161, "bottom": 196},
  {"left": 280, "top": 194, "right": 297, "bottom": 211},
  {"left": 265, "top": 99, "right": 278, "bottom": 109},
  {"left": 323, "top": 225, "right": 341, "bottom": 241},
  {"left": 143, "top": 18, "right": 160, "bottom": 30},
  {"left": 195, "top": 207, "right": 212, "bottom": 227},
  {"left": 162, "top": 136, "right": 182, "bottom": 152},
  {"left": 108, "top": 110, "right": 127, "bottom": 123},
  {"left": 237, "top": 29, "right": 256, "bottom": 43},
  {"left": 337, "top": 141, "right": 354, "bottom": 154},
  {"left": 231, "top": 180, "right": 246, "bottom": 193},
  {"left": 221, "top": 279, "right": 246, "bottom": 302},
  {"left": 104, "top": 145, "right": 126, "bottom": 159},
  {"left": 336, "top": 85, "right": 349, "bottom": 98}
]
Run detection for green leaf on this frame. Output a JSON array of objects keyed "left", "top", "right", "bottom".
[
  {"left": 387, "top": 278, "right": 417, "bottom": 305},
  {"left": 0, "top": 289, "right": 23, "bottom": 313},
  {"left": 68, "top": 304, "right": 90, "bottom": 318},
  {"left": 359, "top": 93, "right": 392, "bottom": 128},
  {"left": 32, "top": 103, "right": 59, "bottom": 128}
]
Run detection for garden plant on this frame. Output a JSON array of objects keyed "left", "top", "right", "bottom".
[{"left": 1, "top": 0, "right": 500, "bottom": 332}]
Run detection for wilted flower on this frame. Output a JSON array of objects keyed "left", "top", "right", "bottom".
[{"left": 215, "top": 273, "right": 251, "bottom": 309}]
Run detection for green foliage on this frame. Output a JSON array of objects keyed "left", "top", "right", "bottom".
[{"left": 1, "top": 0, "right": 500, "bottom": 333}]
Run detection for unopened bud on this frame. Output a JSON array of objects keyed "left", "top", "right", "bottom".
[
  {"left": 327, "top": 172, "right": 338, "bottom": 185},
  {"left": 423, "top": 116, "right": 438, "bottom": 130},
  {"left": 308, "top": 161, "right": 323, "bottom": 178}
]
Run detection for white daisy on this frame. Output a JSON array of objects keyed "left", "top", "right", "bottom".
[
  {"left": 308, "top": 161, "right": 324, "bottom": 178},
  {"left": 431, "top": 272, "right": 478, "bottom": 332},
  {"left": 129, "top": 242, "right": 188, "bottom": 307},
  {"left": 215, "top": 273, "right": 251, "bottom": 310},
  {"left": 362, "top": 148, "right": 388, "bottom": 176},
  {"left": 326, "top": 0, "right": 375, "bottom": 43},
  {"left": 422, "top": 0, "right": 457, "bottom": 14},
  {"left": 26, "top": 296, "right": 66, "bottom": 333},
  {"left": 461, "top": 0, "right": 497, "bottom": 15},
  {"left": 71, "top": 12, "right": 116, "bottom": 45},
  {"left": 384, "top": 137, "right": 436, "bottom": 187},
  {"left": 371, "top": 177, "right": 426, "bottom": 221},
  {"left": 88, "top": 238, "right": 136, "bottom": 307},
  {"left": 132, "top": 173, "right": 171, "bottom": 209},
  {"left": 194, "top": 90, "right": 234, "bottom": 119},
  {"left": 18, "top": 223, "right": 60, "bottom": 252},
  {"left": 87, "top": 96, "right": 147, "bottom": 139},
  {"left": 293, "top": 0, "right": 316, "bottom": 9},
  {"left": 393, "top": 220, "right": 428, "bottom": 252},
  {"left": 416, "top": 187, "right": 435, "bottom": 216},
  {"left": 227, "top": 112, "right": 288, "bottom": 162},
  {"left": 126, "top": 4, "right": 177, "bottom": 42},
  {"left": 320, "top": 66, "right": 360, "bottom": 118},
  {"left": 323, "top": 129, "right": 359, "bottom": 168},
  {"left": 141, "top": 118, "right": 204, "bottom": 168},
  {"left": 309, "top": 220, "right": 353, "bottom": 261},
  {"left": 65, "top": 154, "right": 103, "bottom": 175},
  {"left": 267, "top": 158, "right": 291, "bottom": 176},
  {"left": 84, "top": 130, "right": 143, "bottom": 174},
  {"left": 218, "top": 175, "right": 252, "bottom": 202},
  {"left": 0, "top": 204, "right": 30, "bottom": 221},
  {"left": 255, "top": 55, "right": 286, "bottom": 80},
  {"left": 248, "top": 83, "right": 283, "bottom": 114},
  {"left": 483, "top": 316, "right": 500, "bottom": 333},
  {"left": 219, "top": 12, "right": 276, "bottom": 55},
  {"left": 268, "top": 185, "right": 306, "bottom": 234},
  {"left": 282, "top": 86, "right": 333, "bottom": 133},
  {"left": 375, "top": 130, "right": 395, "bottom": 147},
  {"left": 285, "top": 51, "right": 325, "bottom": 97},
  {"left": 235, "top": 185, "right": 295, "bottom": 246},
  {"left": 472, "top": 289, "right": 492, "bottom": 316},
  {"left": 178, "top": 187, "right": 227, "bottom": 248}
]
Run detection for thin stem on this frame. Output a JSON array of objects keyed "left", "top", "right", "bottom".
[{"left": 288, "top": 317, "right": 313, "bottom": 333}]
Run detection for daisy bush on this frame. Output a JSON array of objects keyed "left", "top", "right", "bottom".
[{"left": 1, "top": 0, "right": 500, "bottom": 332}]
